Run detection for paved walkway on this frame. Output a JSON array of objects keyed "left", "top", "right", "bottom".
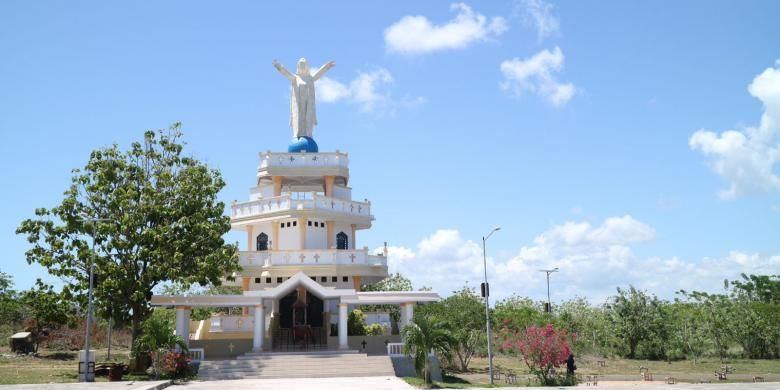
[
  {"left": 2, "top": 378, "right": 777, "bottom": 390},
  {"left": 179, "top": 376, "right": 411, "bottom": 389},
  {"left": 0, "top": 381, "right": 170, "bottom": 390}
]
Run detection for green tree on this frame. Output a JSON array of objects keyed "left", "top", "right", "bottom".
[
  {"left": 133, "top": 312, "right": 188, "bottom": 379},
  {"left": 677, "top": 290, "right": 733, "bottom": 361},
  {"left": 418, "top": 286, "right": 484, "bottom": 371},
  {"left": 19, "top": 279, "right": 73, "bottom": 352},
  {"left": 402, "top": 314, "right": 452, "bottom": 386},
  {"left": 493, "top": 295, "right": 547, "bottom": 331},
  {"left": 16, "top": 125, "right": 239, "bottom": 348},
  {"left": 0, "top": 270, "right": 22, "bottom": 337},
  {"left": 606, "top": 286, "right": 666, "bottom": 359},
  {"left": 361, "top": 272, "right": 413, "bottom": 331}
]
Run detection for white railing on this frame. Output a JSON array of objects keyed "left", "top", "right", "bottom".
[
  {"left": 231, "top": 194, "right": 371, "bottom": 218},
  {"left": 187, "top": 348, "right": 205, "bottom": 362},
  {"left": 259, "top": 151, "right": 349, "bottom": 169},
  {"left": 387, "top": 342, "right": 405, "bottom": 357},
  {"left": 239, "top": 249, "right": 387, "bottom": 267}
]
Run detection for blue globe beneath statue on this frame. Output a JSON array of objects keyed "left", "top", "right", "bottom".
[{"left": 288, "top": 136, "right": 319, "bottom": 153}]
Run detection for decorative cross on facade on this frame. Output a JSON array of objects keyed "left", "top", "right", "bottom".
[
  {"left": 299, "top": 253, "right": 306, "bottom": 263},
  {"left": 229, "top": 343, "right": 235, "bottom": 352},
  {"left": 349, "top": 253, "right": 356, "bottom": 263},
  {"left": 313, "top": 253, "right": 320, "bottom": 263},
  {"left": 358, "top": 205, "right": 362, "bottom": 213},
  {"left": 350, "top": 204, "right": 354, "bottom": 212},
  {"left": 289, "top": 156, "right": 295, "bottom": 162},
  {"left": 361, "top": 340, "right": 367, "bottom": 350},
  {"left": 312, "top": 156, "right": 317, "bottom": 161},
  {"left": 330, "top": 200, "right": 335, "bottom": 208}
]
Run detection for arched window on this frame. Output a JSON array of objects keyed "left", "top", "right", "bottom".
[
  {"left": 336, "top": 232, "right": 348, "bottom": 250},
  {"left": 256, "top": 232, "right": 269, "bottom": 251}
]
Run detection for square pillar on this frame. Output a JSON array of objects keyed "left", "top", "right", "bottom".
[
  {"left": 246, "top": 225, "right": 254, "bottom": 251},
  {"left": 272, "top": 176, "right": 283, "bottom": 196},
  {"left": 399, "top": 302, "right": 414, "bottom": 331},
  {"left": 338, "top": 302, "right": 349, "bottom": 350},
  {"left": 175, "top": 306, "right": 190, "bottom": 348},
  {"left": 253, "top": 301, "right": 265, "bottom": 352}
]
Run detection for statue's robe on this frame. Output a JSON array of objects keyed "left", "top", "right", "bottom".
[{"left": 290, "top": 73, "right": 317, "bottom": 138}]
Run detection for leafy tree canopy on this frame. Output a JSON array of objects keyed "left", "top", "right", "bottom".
[{"left": 16, "top": 124, "right": 239, "bottom": 342}]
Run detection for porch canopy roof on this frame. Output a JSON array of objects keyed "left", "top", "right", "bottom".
[{"left": 151, "top": 271, "right": 440, "bottom": 307}]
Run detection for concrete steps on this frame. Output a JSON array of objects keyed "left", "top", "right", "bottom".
[{"left": 198, "top": 351, "right": 396, "bottom": 380}]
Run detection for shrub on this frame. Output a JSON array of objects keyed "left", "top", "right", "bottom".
[
  {"left": 366, "top": 323, "right": 385, "bottom": 336},
  {"left": 348, "top": 309, "right": 367, "bottom": 336},
  {"left": 497, "top": 323, "right": 575, "bottom": 386}
]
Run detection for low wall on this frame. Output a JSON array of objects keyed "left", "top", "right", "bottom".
[
  {"left": 390, "top": 355, "right": 443, "bottom": 381},
  {"left": 189, "top": 338, "right": 252, "bottom": 360},
  {"left": 327, "top": 335, "right": 401, "bottom": 355}
]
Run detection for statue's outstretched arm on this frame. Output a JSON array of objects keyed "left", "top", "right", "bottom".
[
  {"left": 273, "top": 59, "right": 295, "bottom": 81},
  {"left": 312, "top": 61, "right": 336, "bottom": 81}
]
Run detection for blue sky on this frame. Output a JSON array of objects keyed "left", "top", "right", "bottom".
[{"left": 1, "top": 1, "right": 779, "bottom": 303}]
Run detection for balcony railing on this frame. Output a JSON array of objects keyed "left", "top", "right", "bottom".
[
  {"left": 259, "top": 151, "right": 349, "bottom": 170},
  {"left": 239, "top": 249, "right": 386, "bottom": 267},
  {"left": 231, "top": 194, "right": 371, "bottom": 219}
]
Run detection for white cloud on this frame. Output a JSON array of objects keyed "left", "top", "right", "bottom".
[
  {"left": 318, "top": 68, "right": 425, "bottom": 113},
  {"left": 378, "top": 217, "right": 778, "bottom": 304},
  {"left": 689, "top": 60, "right": 780, "bottom": 199},
  {"left": 500, "top": 47, "right": 576, "bottom": 106},
  {"left": 518, "top": 0, "right": 559, "bottom": 42},
  {"left": 384, "top": 3, "right": 508, "bottom": 55}
]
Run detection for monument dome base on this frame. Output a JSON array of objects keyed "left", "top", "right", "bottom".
[{"left": 288, "top": 136, "right": 318, "bottom": 153}]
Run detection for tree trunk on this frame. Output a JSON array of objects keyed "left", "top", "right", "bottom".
[{"left": 131, "top": 306, "right": 145, "bottom": 373}]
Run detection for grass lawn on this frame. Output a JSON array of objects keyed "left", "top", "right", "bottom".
[
  {"left": 0, "top": 347, "right": 141, "bottom": 385},
  {"left": 437, "top": 354, "right": 780, "bottom": 387}
]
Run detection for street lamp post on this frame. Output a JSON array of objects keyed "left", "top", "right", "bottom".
[
  {"left": 482, "top": 226, "right": 500, "bottom": 385},
  {"left": 539, "top": 268, "right": 559, "bottom": 314},
  {"left": 78, "top": 217, "right": 111, "bottom": 382}
]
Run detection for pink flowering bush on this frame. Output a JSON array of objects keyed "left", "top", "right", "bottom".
[{"left": 496, "top": 323, "right": 575, "bottom": 386}]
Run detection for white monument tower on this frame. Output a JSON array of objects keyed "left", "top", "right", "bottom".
[{"left": 152, "top": 58, "right": 438, "bottom": 358}]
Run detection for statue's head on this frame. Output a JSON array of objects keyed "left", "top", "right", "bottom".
[{"left": 296, "top": 58, "right": 310, "bottom": 75}]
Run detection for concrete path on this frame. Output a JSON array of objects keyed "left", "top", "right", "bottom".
[
  {"left": 0, "top": 381, "right": 170, "bottom": 390},
  {"left": 178, "top": 376, "right": 412, "bottom": 389}
]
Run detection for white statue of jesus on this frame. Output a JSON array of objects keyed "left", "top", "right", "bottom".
[{"left": 273, "top": 58, "right": 335, "bottom": 139}]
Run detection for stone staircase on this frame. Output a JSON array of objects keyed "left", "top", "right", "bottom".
[{"left": 197, "top": 350, "right": 396, "bottom": 380}]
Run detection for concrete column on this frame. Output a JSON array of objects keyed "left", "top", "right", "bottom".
[
  {"left": 326, "top": 221, "right": 334, "bottom": 248},
  {"left": 253, "top": 301, "right": 265, "bottom": 352},
  {"left": 399, "top": 303, "right": 408, "bottom": 330},
  {"left": 404, "top": 302, "right": 415, "bottom": 326},
  {"left": 272, "top": 176, "right": 283, "bottom": 196},
  {"left": 272, "top": 222, "right": 279, "bottom": 250},
  {"left": 338, "top": 303, "right": 348, "bottom": 350},
  {"left": 246, "top": 225, "right": 254, "bottom": 251},
  {"left": 175, "top": 307, "right": 190, "bottom": 348},
  {"left": 324, "top": 176, "right": 335, "bottom": 197},
  {"left": 299, "top": 217, "right": 307, "bottom": 250}
]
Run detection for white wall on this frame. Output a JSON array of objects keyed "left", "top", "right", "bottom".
[
  {"left": 249, "top": 184, "right": 275, "bottom": 200},
  {"left": 278, "top": 219, "right": 300, "bottom": 250},
  {"left": 305, "top": 219, "right": 327, "bottom": 249},
  {"left": 332, "top": 185, "right": 352, "bottom": 200}
]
